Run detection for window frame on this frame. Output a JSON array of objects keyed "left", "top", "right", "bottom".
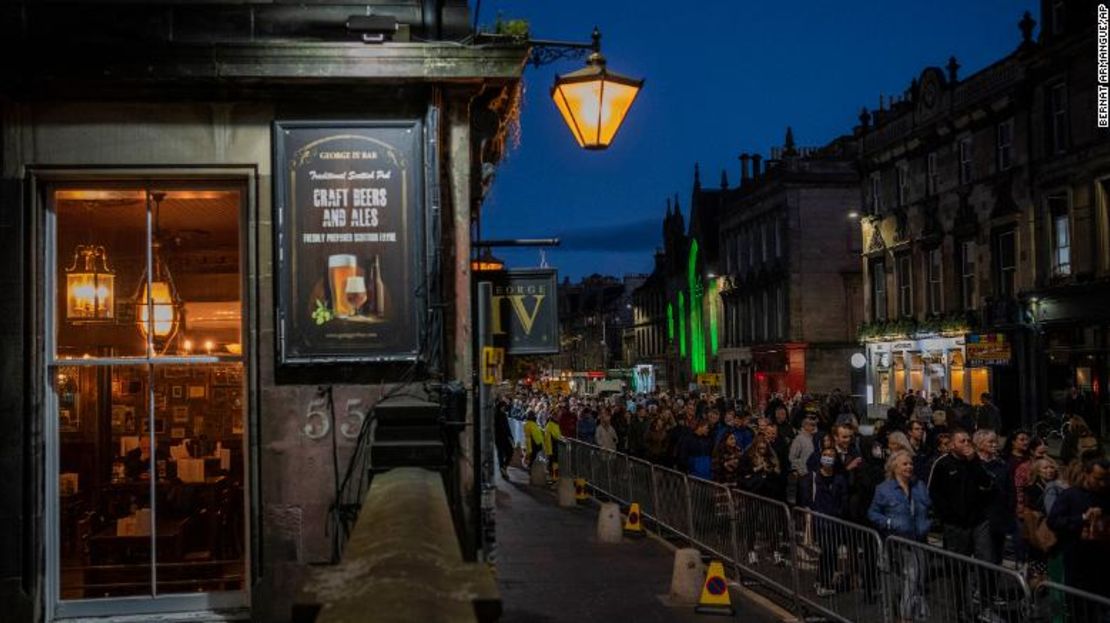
[
  {"left": 997, "top": 119, "right": 1013, "bottom": 172},
  {"left": 870, "top": 172, "right": 882, "bottom": 214},
  {"left": 1050, "top": 83, "right": 1068, "bottom": 154},
  {"left": 927, "top": 247, "right": 943, "bottom": 315},
  {"left": 994, "top": 228, "right": 1017, "bottom": 298},
  {"left": 1048, "top": 194, "right": 1072, "bottom": 277},
  {"left": 959, "top": 137, "right": 973, "bottom": 184},
  {"left": 961, "top": 239, "right": 977, "bottom": 310},
  {"left": 927, "top": 152, "right": 939, "bottom": 195},
  {"left": 871, "top": 258, "right": 888, "bottom": 322},
  {"left": 41, "top": 174, "right": 254, "bottom": 620},
  {"left": 896, "top": 253, "right": 913, "bottom": 318}
]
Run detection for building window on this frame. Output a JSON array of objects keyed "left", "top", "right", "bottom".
[
  {"left": 761, "top": 290, "right": 769, "bottom": 341},
  {"left": 747, "top": 295, "right": 756, "bottom": 343},
  {"left": 747, "top": 229, "right": 756, "bottom": 268},
  {"left": 1049, "top": 194, "right": 1071, "bottom": 277},
  {"left": 870, "top": 172, "right": 882, "bottom": 214},
  {"left": 774, "top": 218, "right": 783, "bottom": 258},
  {"left": 997, "top": 120, "right": 1013, "bottom": 171},
  {"left": 872, "top": 259, "right": 887, "bottom": 321},
  {"left": 1051, "top": 1, "right": 1066, "bottom": 35},
  {"left": 1050, "top": 83, "right": 1068, "bottom": 154},
  {"left": 49, "top": 184, "right": 247, "bottom": 605},
  {"left": 927, "top": 152, "right": 939, "bottom": 195},
  {"left": 775, "top": 285, "right": 786, "bottom": 339},
  {"left": 760, "top": 222, "right": 768, "bottom": 262},
  {"left": 897, "top": 164, "right": 908, "bottom": 207},
  {"left": 897, "top": 253, "right": 913, "bottom": 318},
  {"left": 959, "top": 138, "right": 973, "bottom": 184},
  {"left": 927, "top": 247, "right": 943, "bottom": 315},
  {"left": 961, "top": 240, "right": 977, "bottom": 309},
  {"left": 995, "top": 229, "right": 1017, "bottom": 298}
]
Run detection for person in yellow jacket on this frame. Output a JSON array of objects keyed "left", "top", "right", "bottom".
[
  {"left": 523, "top": 412, "right": 545, "bottom": 467},
  {"left": 543, "top": 414, "right": 564, "bottom": 476}
]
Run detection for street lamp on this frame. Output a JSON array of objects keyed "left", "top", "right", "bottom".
[
  {"left": 471, "top": 248, "right": 505, "bottom": 272},
  {"left": 549, "top": 29, "right": 643, "bottom": 150}
]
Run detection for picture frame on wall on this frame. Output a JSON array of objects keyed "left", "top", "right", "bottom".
[
  {"left": 172, "top": 385, "right": 183, "bottom": 399},
  {"left": 154, "top": 393, "right": 167, "bottom": 410},
  {"left": 171, "top": 427, "right": 186, "bottom": 439},
  {"left": 188, "top": 385, "right": 206, "bottom": 399},
  {"left": 172, "top": 406, "right": 189, "bottom": 423}
]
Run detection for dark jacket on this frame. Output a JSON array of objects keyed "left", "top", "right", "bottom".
[
  {"left": 981, "top": 456, "right": 1014, "bottom": 530},
  {"left": 678, "top": 432, "right": 714, "bottom": 480},
  {"left": 927, "top": 453, "right": 995, "bottom": 528},
  {"left": 1048, "top": 485, "right": 1110, "bottom": 596},
  {"left": 798, "top": 470, "right": 849, "bottom": 518}
]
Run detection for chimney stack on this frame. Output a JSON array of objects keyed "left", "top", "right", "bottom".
[
  {"left": 739, "top": 153, "right": 751, "bottom": 184},
  {"left": 752, "top": 154, "right": 763, "bottom": 181}
]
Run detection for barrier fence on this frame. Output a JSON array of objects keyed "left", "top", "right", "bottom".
[{"left": 555, "top": 438, "right": 1100, "bottom": 623}]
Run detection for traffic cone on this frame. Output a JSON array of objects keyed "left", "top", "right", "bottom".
[
  {"left": 574, "top": 478, "right": 589, "bottom": 504},
  {"left": 694, "top": 560, "right": 734, "bottom": 616},
  {"left": 623, "top": 502, "right": 645, "bottom": 537}
]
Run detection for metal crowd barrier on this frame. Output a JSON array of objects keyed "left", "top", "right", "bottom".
[
  {"left": 554, "top": 438, "right": 1104, "bottom": 623},
  {"left": 1032, "top": 581, "right": 1110, "bottom": 623},
  {"left": 651, "top": 465, "right": 692, "bottom": 538},
  {"left": 686, "top": 476, "right": 738, "bottom": 565},
  {"left": 731, "top": 488, "right": 799, "bottom": 609},
  {"left": 790, "top": 507, "right": 887, "bottom": 623},
  {"left": 884, "top": 535, "right": 1030, "bottom": 623}
]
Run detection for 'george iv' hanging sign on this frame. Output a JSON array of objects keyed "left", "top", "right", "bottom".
[{"left": 274, "top": 121, "right": 424, "bottom": 364}]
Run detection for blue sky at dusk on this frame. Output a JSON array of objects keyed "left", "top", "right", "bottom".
[{"left": 475, "top": 0, "right": 1039, "bottom": 280}]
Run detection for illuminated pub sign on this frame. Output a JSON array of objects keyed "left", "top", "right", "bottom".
[
  {"left": 966, "top": 333, "right": 1012, "bottom": 367},
  {"left": 274, "top": 121, "right": 424, "bottom": 363},
  {"left": 485, "top": 269, "right": 559, "bottom": 355}
]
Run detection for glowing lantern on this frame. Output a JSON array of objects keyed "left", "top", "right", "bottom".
[
  {"left": 65, "top": 245, "right": 115, "bottom": 320},
  {"left": 550, "top": 38, "right": 643, "bottom": 150}
]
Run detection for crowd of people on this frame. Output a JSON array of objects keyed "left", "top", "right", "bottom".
[{"left": 494, "top": 386, "right": 1110, "bottom": 620}]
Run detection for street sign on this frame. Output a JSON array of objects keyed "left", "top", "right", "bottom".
[
  {"left": 966, "top": 333, "right": 1012, "bottom": 366},
  {"left": 481, "top": 346, "right": 504, "bottom": 385}
]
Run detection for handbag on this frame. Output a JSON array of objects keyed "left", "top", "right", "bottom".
[{"left": 1022, "top": 510, "right": 1057, "bottom": 551}]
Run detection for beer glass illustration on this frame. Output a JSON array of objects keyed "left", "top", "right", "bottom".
[
  {"left": 327, "top": 254, "right": 359, "bottom": 317},
  {"left": 344, "top": 276, "right": 368, "bottom": 317}
]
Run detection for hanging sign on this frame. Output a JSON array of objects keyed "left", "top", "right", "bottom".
[
  {"left": 966, "top": 333, "right": 1011, "bottom": 367},
  {"left": 483, "top": 269, "right": 560, "bottom": 355},
  {"left": 274, "top": 121, "right": 424, "bottom": 364}
]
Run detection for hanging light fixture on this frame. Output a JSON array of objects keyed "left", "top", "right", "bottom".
[
  {"left": 134, "top": 192, "right": 182, "bottom": 350},
  {"left": 65, "top": 244, "right": 115, "bottom": 321},
  {"left": 550, "top": 28, "right": 643, "bottom": 150},
  {"left": 471, "top": 248, "right": 506, "bottom": 272}
]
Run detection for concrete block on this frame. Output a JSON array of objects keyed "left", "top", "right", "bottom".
[
  {"left": 529, "top": 460, "right": 547, "bottom": 486},
  {"left": 669, "top": 548, "right": 705, "bottom": 603},
  {"left": 557, "top": 476, "right": 576, "bottom": 507},
  {"left": 596, "top": 502, "right": 622, "bottom": 544}
]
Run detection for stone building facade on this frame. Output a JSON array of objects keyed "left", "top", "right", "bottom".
[{"left": 857, "top": 2, "right": 1110, "bottom": 428}]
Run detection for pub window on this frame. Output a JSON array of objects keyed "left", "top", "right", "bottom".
[
  {"left": 959, "top": 138, "right": 973, "bottom": 184},
  {"left": 961, "top": 240, "right": 977, "bottom": 309},
  {"left": 997, "top": 120, "right": 1013, "bottom": 172},
  {"left": 1049, "top": 194, "right": 1071, "bottom": 277},
  {"left": 927, "top": 247, "right": 943, "bottom": 315},
  {"left": 927, "top": 152, "right": 939, "bottom": 195},
  {"left": 1050, "top": 83, "right": 1068, "bottom": 154},
  {"left": 49, "top": 185, "right": 246, "bottom": 607},
  {"left": 872, "top": 259, "right": 888, "bottom": 322},
  {"left": 897, "top": 253, "right": 913, "bottom": 318},
  {"left": 995, "top": 229, "right": 1017, "bottom": 297}
]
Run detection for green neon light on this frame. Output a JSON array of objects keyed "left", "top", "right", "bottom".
[
  {"left": 709, "top": 279, "right": 719, "bottom": 356},
  {"left": 667, "top": 302, "right": 674, "bottom": 340},
  {"left": 688, "top": 240, "right": 706, "bottom": 374},
  {"left": 678, "top": 292, "right": 687, "bottom": 358}
]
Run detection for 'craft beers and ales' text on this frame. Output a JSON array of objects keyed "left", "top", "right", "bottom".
[{"left": 1100, "top": 4, "right": 1108, "bottom": 128}]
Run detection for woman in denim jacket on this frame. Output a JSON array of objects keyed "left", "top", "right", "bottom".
[{"left": 868, "top": 450, "right": 931, "bottom": 622}]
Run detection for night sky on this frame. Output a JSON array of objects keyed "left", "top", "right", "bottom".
[{"left": 475, "top": 0, "right": 1039, "bottom": 281}]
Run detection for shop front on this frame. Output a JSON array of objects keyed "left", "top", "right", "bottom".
[
  {"left": 865, "top": 335, "right": 992, "bottom": 419},
  {"left": 0, "top": 4, "right": 524, "bottom": 621}
]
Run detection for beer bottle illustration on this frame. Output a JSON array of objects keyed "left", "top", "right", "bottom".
[{"left": 372, "top": 254, "right": 386, "bottom": 317}]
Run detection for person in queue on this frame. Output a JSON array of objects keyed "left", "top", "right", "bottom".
[
  {"left": 868, "top": 449, "right": 931, "bottom": 622},
  {"left": 1048, "top": 458, "right": 1110, "bottom": 597},
  {"left": 798, "top": 444, "right": 849, "bottom": 597}
]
